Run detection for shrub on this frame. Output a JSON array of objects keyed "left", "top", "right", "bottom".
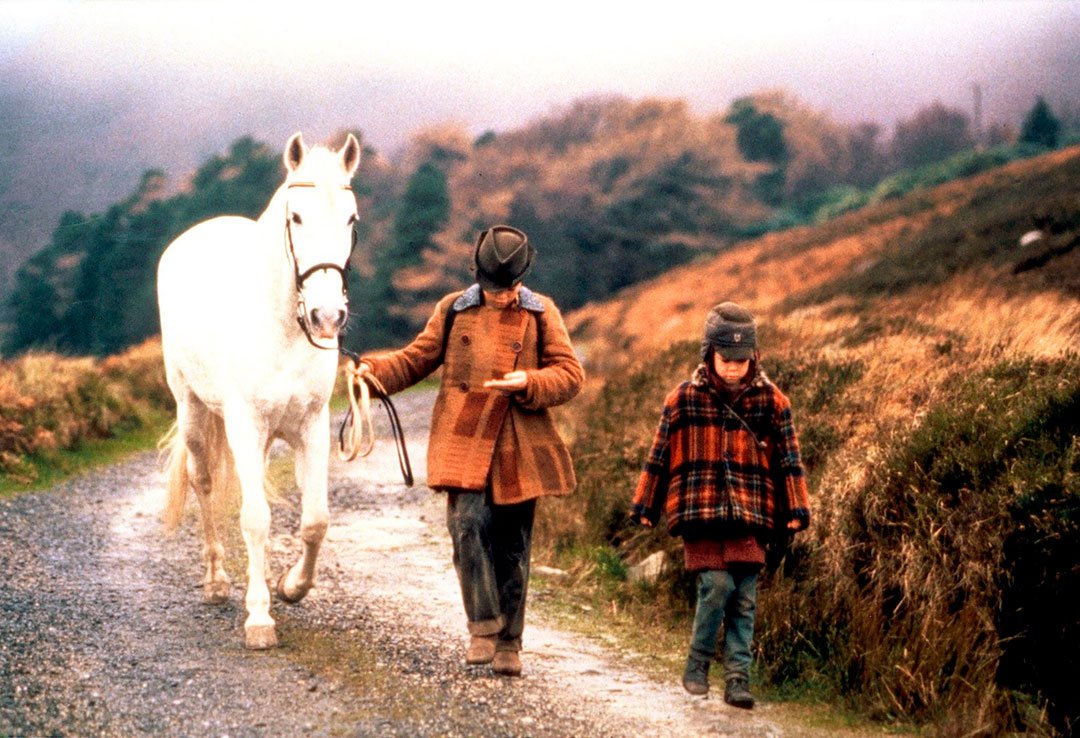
[
  {"left": 868, "top": 142, "right": 1047, "bottom": 206},
  {"left": 760, "top": 357, "right": 1079, "bottom": 734},
  {"left": 0, "top": 338, "right": 171, "bottom": 484},
  {"left": 537, "top": 341, "right": 699, "bottom": 563},
  {"left": 811, "top": 186, "right": 870, "bottom": 223}
]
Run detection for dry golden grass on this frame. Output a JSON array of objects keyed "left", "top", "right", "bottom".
[
  {"left": 565, "top": 210, "right": 933, "bottom": 372},
  {"left": 0, "top": 338, "right": 171, "bottom": 484}
]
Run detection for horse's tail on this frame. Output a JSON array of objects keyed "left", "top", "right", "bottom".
[
  {"left": 160, "top": 411, "right": 237, "bottom": 534},
  {"left": 160, "top": 422, "right": 189, "bottom": 534},
  {"left": 204, "top": 411, "right": 239, "bottom": 521}
]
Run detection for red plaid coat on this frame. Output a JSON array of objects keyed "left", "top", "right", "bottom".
[{"left": 632, "top": 364, "right": 810, "bottom": 538}]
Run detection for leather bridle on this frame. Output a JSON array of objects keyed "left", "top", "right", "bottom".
[{"left": 284, "top": 181, "right": 357, "bottom": 350}]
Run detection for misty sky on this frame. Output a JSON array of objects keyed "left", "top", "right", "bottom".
[{"left": 4, "top": 0, "right": 1079, "bottom": 154}]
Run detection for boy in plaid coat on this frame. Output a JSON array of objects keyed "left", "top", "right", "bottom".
[{"left": 631, "top": 302, "right": 810, "bottom": 707}]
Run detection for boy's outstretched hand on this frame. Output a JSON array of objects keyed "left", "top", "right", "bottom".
[{"left": 484, "top": 371, "right": 528, "bottom": 392}]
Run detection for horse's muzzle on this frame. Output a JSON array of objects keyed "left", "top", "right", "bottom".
[{"left": 309, "top": 307, "right": 348, "bottom": 339}]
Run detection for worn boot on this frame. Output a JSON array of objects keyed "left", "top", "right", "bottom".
[
  {"left": 465, "top": 635, "right": 496, "bottom": 665},
  {"left": 682, "top": 655, "right": 710, "bottom": 696},
  {"left": 492, "top": 645, "right": 522, "bottom": 676},
  {"left": 724, "top": 676, "right": 755, "bottom": 709}
]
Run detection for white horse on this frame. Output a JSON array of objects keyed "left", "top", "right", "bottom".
[{"left": 158, "top": 132, "right": 361, "bottom": 649}]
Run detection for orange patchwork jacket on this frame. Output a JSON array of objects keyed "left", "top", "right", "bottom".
[{"left": 363, "top": 285, "right": 584, "bottom": 504}]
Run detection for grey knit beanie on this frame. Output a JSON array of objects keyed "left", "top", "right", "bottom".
[{"left": 701, "top": 302, "right": 757, "bottom": 360}]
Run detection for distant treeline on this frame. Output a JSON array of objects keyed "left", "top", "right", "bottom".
[
  {"left": 4, "top": 93, "right": 1072, "bottom": 357},
  {"left": 3, "top": 137, "right": 285, "bottom": 356}
]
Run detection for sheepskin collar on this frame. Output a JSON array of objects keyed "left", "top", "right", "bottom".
[{"left": 452, "top": 284, "right": 545, "bottom": 313}]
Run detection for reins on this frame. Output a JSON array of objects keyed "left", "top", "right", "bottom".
[{"left": 336, "top": 353, "right": 414, "bottom": 486}]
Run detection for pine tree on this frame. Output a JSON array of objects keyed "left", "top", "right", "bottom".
[
  {"left": 350, "top": 161, "right": 449, "bottom": 351},
  {"left": 1020, "top": 97, "right": 1060, "bottom": 148},
  {"left": 4, "top": 138, "right": 283, "bottom": 356},
  {"left": 725, "top": 100, "right": 790, "bottom": 205},
  {"left": 4, "top": 263, "right": 63, "bottom": 352}
]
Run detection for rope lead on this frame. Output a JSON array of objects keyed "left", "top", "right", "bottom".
[
  {"left": 337, "top": 351, "right": 414, "bottom": 486},
  {"left": 339, "top": 362, "right": 376, "bottom": 461}
]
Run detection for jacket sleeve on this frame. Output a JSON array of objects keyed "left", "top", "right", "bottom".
[
  {"left": 517, "top": 299, "right": 585, "bottom": 411},
  {"left": 770, "top": 390, "right": 811, "bottom": 530},
  {"left": 361, "top": 293, "right": 456, "bottom": 395},
  {"left": 631, "top": 397, "right": 673, "bottom": 526}
]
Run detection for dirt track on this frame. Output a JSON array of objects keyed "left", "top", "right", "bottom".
[{"left": 0, "top": 389, "right": 785, "bottom": 737}]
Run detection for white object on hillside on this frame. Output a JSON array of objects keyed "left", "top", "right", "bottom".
[
  {"left": 628, "top": 550, "right": 669, "bottom": 585},
  {"left": 1019, "top": 230, "right": 1044, "bottom": 247}
]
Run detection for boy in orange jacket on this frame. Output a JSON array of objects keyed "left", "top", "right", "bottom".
[{"left": 354, "top": 226, "right": 584, "bottom": 676}]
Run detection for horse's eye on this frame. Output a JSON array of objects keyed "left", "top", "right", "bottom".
[
  {"left": 347, "top": 213, "right": 358, "bottom": 226},
  {"left": 290, "top": 212, "right": 303, "bottom": 225}
]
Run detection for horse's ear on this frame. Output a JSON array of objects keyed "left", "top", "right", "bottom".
[
  {"left": 284, "top": 132, "right": 306, "bottom": 172},
  {"left": 340, "top": 133, "right": 361, "bottom": 177}
]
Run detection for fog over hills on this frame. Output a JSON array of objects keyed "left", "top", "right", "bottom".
[{"left": 1, "top": 1, "right": 1078, "bottom": 299}]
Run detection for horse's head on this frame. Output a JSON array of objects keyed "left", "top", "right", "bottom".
[{"left": 282, "top": 132, "right": 361, "bottom": 348}]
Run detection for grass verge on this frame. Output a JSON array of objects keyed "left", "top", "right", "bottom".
[{"left": 0, "top": 410, "right": 173, "bottom": 499}]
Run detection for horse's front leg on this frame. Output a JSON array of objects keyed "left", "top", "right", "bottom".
[
  {"left": 277, "top": 405, "right": 330, "bottom": 604},
  {"left": 224, "top": 405, "right": 277, "bottom": 649}
]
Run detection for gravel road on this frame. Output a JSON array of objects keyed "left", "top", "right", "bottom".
[{"left": 0, "top": 389, "right": 784, "bottom": 738}]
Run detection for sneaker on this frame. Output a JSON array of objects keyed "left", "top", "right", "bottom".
[
  {"left": 724, "top": 676, "right": 755, "bottom": 709},
  {"left": 682, "top": 655, "right": 710, "bottom": 696},
  {"left": 465, "top": 635, "right": 496, "bottom": 665}
]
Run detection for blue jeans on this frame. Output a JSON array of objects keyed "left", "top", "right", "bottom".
[
  {"left": 689, "top": 566, "right": 759, "bottom": 680},
  {"left": 446, "top": 489, "right": 535, "bottom": 651}
]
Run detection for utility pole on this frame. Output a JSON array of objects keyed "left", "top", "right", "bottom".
[{"left": 972, "top": 82, "right": 984, "bottom": 151}]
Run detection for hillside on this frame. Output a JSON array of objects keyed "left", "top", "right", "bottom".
[
  {"left": 350, "top": 93, "right": 874, "bottom": 349},
  {"left": 565, "top": 144, "right": 1080, "bottom": 368},
  {"left": 548, "top": 145, "right": 1080, "bottom": 735}
]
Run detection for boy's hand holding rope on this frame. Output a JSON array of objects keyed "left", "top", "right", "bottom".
[{"left": 337, "top": 359, "right": 414, "bottom": 486}]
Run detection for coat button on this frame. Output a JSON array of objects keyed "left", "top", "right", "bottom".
[
  {"left": 459, "top": 381, "right": 469, "bottom": 391},
  {"left": 461, "top": 335, "right": 470, "bottom": 345},
  {"left": 511, "top": 341, "right": 522, "bottom": 352}
]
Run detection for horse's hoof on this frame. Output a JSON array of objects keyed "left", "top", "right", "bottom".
[
  {"left": 245, "top": 624, "right": 278, "bottom": 650},
  {"left": 275, "top": 570, "right": 308, "bottom": 604},
  {"left": 202, "top": 580, "right": 230, "bottom": 605}
]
